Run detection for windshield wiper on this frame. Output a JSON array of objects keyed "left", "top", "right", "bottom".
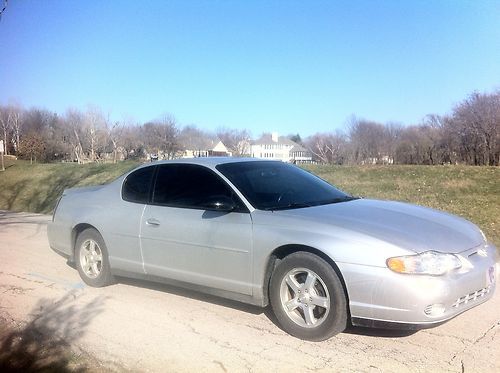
[
  {"left": 263, "top": 196, "right": 358, "bottom": 211},
  {"left": 266, "top": 202, "right": 312, "bottom": 211},
  {"left": 319, "top": 196, "right": 359, "bottom": 205}
]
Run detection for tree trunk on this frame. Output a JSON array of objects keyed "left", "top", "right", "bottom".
[{"left": 2, "top": 132, "right": 7, "bottom": 155}]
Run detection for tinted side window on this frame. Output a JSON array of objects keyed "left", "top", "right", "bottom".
[
  {"left": 122, "top": 166, "right": 155, "bottom": 203},
  {"left": 153, "top": 164, "right": 242, "bottom": 210}
]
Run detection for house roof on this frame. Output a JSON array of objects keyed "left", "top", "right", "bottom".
[
  {"left": 290, "top": 144, "right": 309, "bottom": 153},
  {"left": 251, "top": 133, "right": 296, "bottom": 146},
  {"left": 179, "top": 135, "right": 227, "bottom": 151}
]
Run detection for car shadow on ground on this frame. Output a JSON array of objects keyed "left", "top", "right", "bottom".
[
  {"left": 114, "top": 276, "right": 265, "bottom": 316},
  {"left": 263, "top": 305, "right": 418, "bottom": 339},
  {"left": 343, "top": 325, "right": 418, "bottom": 338}
]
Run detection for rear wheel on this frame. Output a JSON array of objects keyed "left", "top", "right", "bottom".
[
  {"left": 269, "top": 252, "right": 347, "bottom": 341},
  {"left": 75, "top": 228, "right": 114, "bottom": 287}
]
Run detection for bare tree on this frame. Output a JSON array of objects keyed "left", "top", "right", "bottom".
[
  {"left": 216, "top": 127, "right": 251, "bottom": 156},
  {"left": 447, "top": 90, "right": 500, "bottom": 165},
  {"left": 105, "top": 120, "right": 123, "bottom": 163},
  {"left": 179, "top": 125, "right": 213, "bottom": 155},
  {"left": 44, "top": 112, "right": 72, "bottom": 162},
  {"left": 347, "top": 117, "right": 389, "bottom": 164},
  {"left": 0, "top": 106, "right": 10, "bottom": 155},
  {"left": 305, "top": 131, "right": 347, "bottom": 164},
  {"left": 19, "top": 132, "right": 46, "bottom": 164},
  {"left": 21, "top": 108, "right": 64, "bottom": 162},
  {"left": 7, "top": 104, "right": 23, "bottom": 153},
  {"left": 120, "top": 124, "right": 144, "bottom": 160},
  {"left": 394, "top": 126, "right": 427, "bottom": 164},
  {"left": 84, "top": 107, "right": 108, "bottom": 162},
  {"left": 143, "top": 114, "right": 180, "bottom": 159},
  {"left": 384, "top": 122, "right": 403, "bottom": 163},
  {"left": 64, "top": 109, "right": 86, "bottom": 163}
]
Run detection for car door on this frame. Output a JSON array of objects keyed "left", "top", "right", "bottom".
[{"left": 140, "top": 163, "right": 253, "bottom": 295}]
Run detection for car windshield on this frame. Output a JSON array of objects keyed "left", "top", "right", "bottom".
[{"left": 216, "top": 161, "right": 356, "bottom": 211}]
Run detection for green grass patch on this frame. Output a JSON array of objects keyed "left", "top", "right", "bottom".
[
  {"left": 0, "top": 160, "right": 498, "bottom": 247},
  {"left": 0, "top": 160, "right": 139, "bottom": 214}
]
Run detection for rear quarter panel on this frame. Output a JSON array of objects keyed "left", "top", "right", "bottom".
[{"left": 49, "top": 177, "right": 145, "bottom": 274}]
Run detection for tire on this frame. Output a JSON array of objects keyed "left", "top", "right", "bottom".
[
  {"left": 269, "top": 252, "right": 347, "bottom": 341},
  {"left": 75, "top": 228, "right": 114, "bottom": 287}
]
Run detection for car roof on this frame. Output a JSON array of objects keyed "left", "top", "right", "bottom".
[
  {"left": 120, "top": 157, "right": 283, "bottom": 181},
  {"left": 148, "top": 157, "right": 277, "bottom": 168}
]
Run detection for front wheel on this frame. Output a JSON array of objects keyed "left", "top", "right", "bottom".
[
  {"left": 269, "top": 252, "right": 347, "bottom": 341},
  {"left": 75, "top": 228, "right": 114, "bottom": 287}
]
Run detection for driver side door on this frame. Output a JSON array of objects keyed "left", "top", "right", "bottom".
[{"left": 140, "top": 163, "right": 253, "bottom": 295}]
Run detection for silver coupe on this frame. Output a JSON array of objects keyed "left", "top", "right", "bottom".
[{"left": 48, "top": 158, "right": 497, "bottom": 341}]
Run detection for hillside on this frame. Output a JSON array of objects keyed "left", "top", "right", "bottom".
[{"left": 0, "top": 159, "right": 139, "bottom": 214}]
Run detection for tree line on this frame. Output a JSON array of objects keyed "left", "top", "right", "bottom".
[
  {"left": 0, "top": 105, "right": 251, "bottom": 164},
  {"left": 0, "top": 89, "right": 498, "bottom": 165},
  {"left": 304, "top": 90, "right": 499, "bottom": 166}
]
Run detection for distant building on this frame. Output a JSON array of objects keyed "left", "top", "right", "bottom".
[
  {"left": 180, "top": 136, "right": 231, "bottom": 158},
  {"left": 250, "top": 132, "right": 312, "bottom": 163},
  {"left": 290, "top": 144, "right": 312, "bottom": 163}
]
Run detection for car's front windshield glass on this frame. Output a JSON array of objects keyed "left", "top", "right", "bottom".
[{"left": 216, "top": 161, "right": 356, "bottom": 211}]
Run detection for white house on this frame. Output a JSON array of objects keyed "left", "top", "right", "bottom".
[
  {"left": 250, "top": 132, "right": 312, "bottom": 163},
  {"left": 180, "top": 137, "right": 231, "bottom": 158}
]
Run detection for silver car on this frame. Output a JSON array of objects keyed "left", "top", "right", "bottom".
[{"left": 48, "top": 158, "right": 497, "bottom": 341}]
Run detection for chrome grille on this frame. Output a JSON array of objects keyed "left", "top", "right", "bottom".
[{"left": 452, "top": 286, "right": 491, "bottom": 308}]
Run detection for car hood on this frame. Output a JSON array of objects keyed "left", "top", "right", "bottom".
[{"left": 274, "top": 199, "right": 483, "bottom": 254}]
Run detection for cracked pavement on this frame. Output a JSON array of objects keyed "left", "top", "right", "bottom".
[{"left": 0, "top": 211, "right": 498, "bottom": 372}]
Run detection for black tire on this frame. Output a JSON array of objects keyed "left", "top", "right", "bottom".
[
  {"left": 75, "top": 228, "right": 114, "bottom": 287},
  {"left": 269, "top": 251, "right": 347, "bottom": 341}
]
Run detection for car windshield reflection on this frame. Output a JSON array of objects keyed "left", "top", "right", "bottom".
[{"left": 216, "top": 161, "right": 354, "bottom": 211}]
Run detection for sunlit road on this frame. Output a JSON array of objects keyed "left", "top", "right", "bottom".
[{"left": 1, "top": 211, "right": 499, "bottom": 372}]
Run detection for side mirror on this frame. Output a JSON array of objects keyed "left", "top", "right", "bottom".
[{"left": 202, "top": 195, "right": 237, "bottom": 212}]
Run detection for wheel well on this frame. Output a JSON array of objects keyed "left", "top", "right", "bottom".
[
  {"left": 71, "top": 223, "right": 98, "bottom": 257},
  {"left": 263, "top": 244, "right": 350, "bottom": 310}
]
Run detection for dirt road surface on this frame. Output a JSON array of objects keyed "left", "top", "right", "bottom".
[{"left": 0, "top": 211, "right": 499, "bottom": 372}]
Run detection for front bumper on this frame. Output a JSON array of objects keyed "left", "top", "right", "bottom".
[{"left": 341, "top": 243, "right": 497, "bottom": 326}]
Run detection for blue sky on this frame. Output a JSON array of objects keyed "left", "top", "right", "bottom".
[{"left": 1, "top": 0, "right": 499, "bottom": 137}]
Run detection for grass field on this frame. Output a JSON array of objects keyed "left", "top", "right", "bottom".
[{"left": 0, "top": 159, "right": 498, "bottom": 247}]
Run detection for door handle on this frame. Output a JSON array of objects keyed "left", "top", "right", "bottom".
[{"left": 146, "top": 218, "right": 160, "bottom": 227}]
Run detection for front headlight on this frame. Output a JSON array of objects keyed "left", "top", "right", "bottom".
[{"left": 387, "top": 251, "right": 461, "bottom": 276}]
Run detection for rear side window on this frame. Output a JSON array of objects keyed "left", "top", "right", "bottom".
[
  {"left": 152, "top": 164, "right": 243, "bottom": 210},
  {"left": 122, "top": 166, "right": 155, "bottom": 203}
]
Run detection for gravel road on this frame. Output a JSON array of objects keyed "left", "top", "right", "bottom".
[{"left": 0, "top": 211, "right": 499, "bottom": 372}]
